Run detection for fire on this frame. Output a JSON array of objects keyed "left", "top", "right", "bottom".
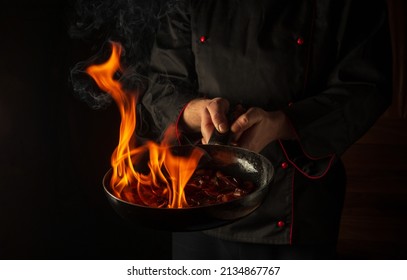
[{"left": 86, "top": 42, "right": 204, "bottom": 208}]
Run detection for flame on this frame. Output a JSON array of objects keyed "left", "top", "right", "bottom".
[{"left": 86, "top": 42, "right": 203, "bottom": 208}]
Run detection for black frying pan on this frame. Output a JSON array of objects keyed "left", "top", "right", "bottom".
[{"left": 103, "top": 144, "right": 273, "bottom": 231}]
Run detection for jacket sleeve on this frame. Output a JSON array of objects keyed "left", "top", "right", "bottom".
[
  {"left": 141, "top": 0, "right": 198, "bottom": 141},
  {"left": 281, "top": 0, "right": 392, "bottom": 175}
]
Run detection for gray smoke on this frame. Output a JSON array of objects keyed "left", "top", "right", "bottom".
[{"left": 69, "top": 0, "right": 176, "bottom": 110}]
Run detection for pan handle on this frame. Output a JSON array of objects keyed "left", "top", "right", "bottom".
[
  {"left": 208, "top": 129, "right": 232, "bottom": 145},
  {"left": 208, "top": 104, "right": 246, "bottom": 145}
]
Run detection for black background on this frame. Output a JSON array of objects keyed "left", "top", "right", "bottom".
[
  {"left": 0, "top": 1, "right": 171, "bottom": 259},
  {"left": 2, "top": 0, "right": 407, "bottom": 261}
]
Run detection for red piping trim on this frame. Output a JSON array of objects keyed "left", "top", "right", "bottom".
[
  {"left": 285, "top": 112, "right": 335, "bottom": 161},
  {"left": 289, "top": 170, "right": 295, "bottom": 245},
  {"left": 287, "top": 109, "right": 336, "bottom": 162},
  {"left": 298, "top": 141, "right": 335, "bottom": 161},
  {"left": 278, "top": 139, "right": 336, "bottom": 180},
  {"left": 175, "top": 102, "right": 190, "bottom": 146}
]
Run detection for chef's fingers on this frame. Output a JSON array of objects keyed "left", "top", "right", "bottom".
[
  {"left": 230, "top": 108, "right": 262, "bottom": 141},
  {"left": 200, "top": 107, "right": 215, "bottom": 144},
  {"left": 206, "top": 97, "right": 230, "bottom": 133}
]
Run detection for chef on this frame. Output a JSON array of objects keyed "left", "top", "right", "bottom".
[{"left": 142, "top": 0, "right": 392, "bottom": 259}]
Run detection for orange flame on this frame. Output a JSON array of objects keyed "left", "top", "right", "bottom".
[{"left": 86, "top": 42, "right": 203, "bottom": 208}]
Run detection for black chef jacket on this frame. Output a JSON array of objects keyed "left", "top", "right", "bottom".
[{"left": 142, "top": 0, "right": 392, "bottom": 245}]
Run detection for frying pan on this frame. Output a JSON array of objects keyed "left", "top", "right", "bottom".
[{"left": 103, "top": 144, "right": 273, "bottom": 231}]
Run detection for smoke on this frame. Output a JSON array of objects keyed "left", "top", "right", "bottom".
[
  {"left": 69, "top": 41, "right": 110, "bottom": 110},
  {"left": 68, "top": 0, "right": 174, "bottom": 110}
]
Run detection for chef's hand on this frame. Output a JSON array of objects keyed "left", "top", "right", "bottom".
[
  {"left": 182, "top": 97, "right": 230, "bottom": 143},
  {"left": 230, "top": 108, "right": 295, "bottom": 153}
]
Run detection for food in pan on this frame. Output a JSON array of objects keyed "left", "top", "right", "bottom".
[{"left": 119, "top": 168, "right": 255, "bottom": 208}]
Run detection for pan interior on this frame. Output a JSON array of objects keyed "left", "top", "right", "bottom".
[{"left": 103, "top": 144, "right": 274, "bottom": 209}]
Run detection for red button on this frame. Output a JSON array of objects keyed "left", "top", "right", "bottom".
[
  {"left": 277, "top": 221, "right": 285, "bottom": 228},
  {"left": 199, "top": 35, "right": 207, "bottom": 43},
  {"left": 288, "top": 102, "right": 293, "bottom": 107},
  {"left": 281, "top": 162, "right": 289, "bottom": 169},
  {"left": 296, "top": 37, "right": 304, "bottom": 45}
]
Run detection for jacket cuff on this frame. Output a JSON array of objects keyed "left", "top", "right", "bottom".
[
  {"left": 175, "top": 100, "right": 202, "bottom": 146},
  {"left": 278, "top": 112, "right": 336, "bottom": 179},
  {"left": 175, "top": 102, "right": 190, "bottom": 145}
]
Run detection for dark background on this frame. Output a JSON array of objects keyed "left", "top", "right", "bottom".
[
  {"left": 0, "top": 1, "right": 171, "bottom": 259},
  {"left": 0, "top": 0, "right": 406, "bottom": 260}
]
